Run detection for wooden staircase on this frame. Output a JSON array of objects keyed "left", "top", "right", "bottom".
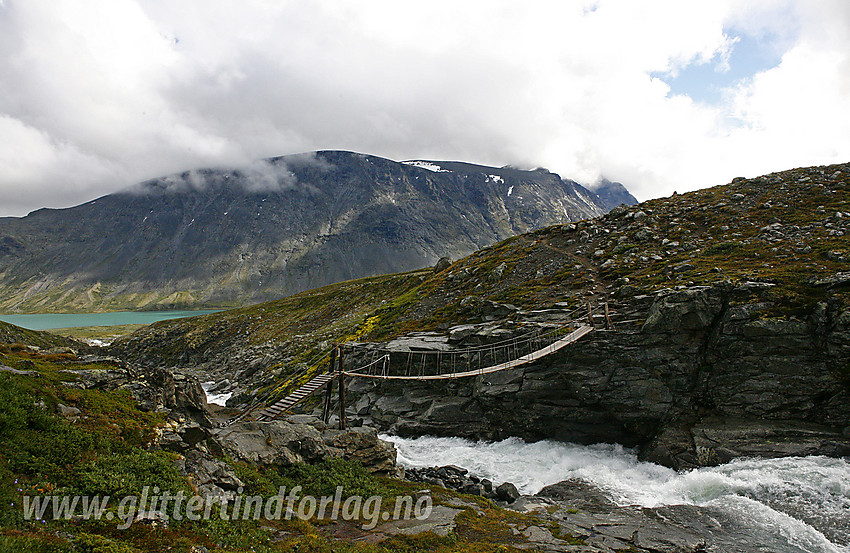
[{"left": 254, "top": 372, "right": 337, "bottom": 421}]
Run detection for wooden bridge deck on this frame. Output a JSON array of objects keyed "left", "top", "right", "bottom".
[
  {"left": 233, "top": 304, "right": 606, "bottom": 424},
  {"left": 344, "top": 325, "right": 593, "bottom": 380}
]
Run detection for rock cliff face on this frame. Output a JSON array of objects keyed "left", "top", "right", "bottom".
[
  {"left": 343, "top": 283, "right": 850, "bottom": 469},
  {"left": 0, "top": 151, "right": 630, "bottom": 312}
]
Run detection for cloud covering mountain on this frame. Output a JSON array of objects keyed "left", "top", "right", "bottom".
[{"left": 0, "top": 0, "right": 848, "bottom": 216}]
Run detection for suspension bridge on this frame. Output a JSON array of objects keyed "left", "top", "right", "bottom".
[{"left": 223, "top": 302, "right": 613, "bottom": 428}]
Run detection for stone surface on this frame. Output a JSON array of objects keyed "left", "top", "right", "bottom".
[
  {"left": 373, "top": 505, "right": 461, "bottom": 537},
  {"left": 174, "top": 450, "right": 244, "bottom": 499},
  {"left": 434, "top": 257, "right": 452, "bottom": 273},
  {"left": 536, "top": 479, "right": 821, "bottom": 553},
  {"left": 55, "top": 403, "right": 82, "bottom": 417},
  {"left": 212, "top": 420, "right": 399, "bottom": 475}
]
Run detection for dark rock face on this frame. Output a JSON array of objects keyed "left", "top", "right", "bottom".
[
  {"left": 0, "top": 151, "right": 627, "bottom": 312},
  {"left": 537, "top": 478, "right": 618, "bottom": 511},
  {"left": 494, "top": 482, "right": 521, "bottom": 503},
  {"left": 646, "top": 419, "right": 850, "bottom": 469},
  {"left": 344, "top": 283, "right": 850, "bottom": 468}
]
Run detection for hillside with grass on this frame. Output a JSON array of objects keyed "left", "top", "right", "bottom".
[
  {"left": 115, "top": 162, "right": 850, "bottom": 388},
  {"left": 0, "top": 321, "right": 81, "bottom": 351}
]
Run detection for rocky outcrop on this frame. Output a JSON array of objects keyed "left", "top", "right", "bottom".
[
  {"left": 60, "top": 364, "right": 211, "bottom": 426},
  {"left": 531, "top": 478, "right": 816, "bottom": 553},
  {"left": 404, "top": 464, "right": 519, "bottom": 502},
  {"left": 211, "top": 417, "right": 399, "bottom": 476},
  {"left": 342, "top": 282, "right": 850, "bottom": 469},
  {"left": 60, "top": 360, "right": 401, "bottom": 476},
  {"left": 0, "top": 321, "right": 82, "bottom": 349},
  {"left": 645, "top": 418, "right": 850, "bottom": 469}
]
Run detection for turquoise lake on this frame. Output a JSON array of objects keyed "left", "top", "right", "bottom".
[{"left": 0, "top": 310, "right": 222, "bottom": 330}]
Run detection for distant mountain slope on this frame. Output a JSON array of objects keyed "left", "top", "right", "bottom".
[
  {"left": 0, "top": 151, "right": 632, "bottom": 312},
  {"left": 589, "top": 178, "right": 639, "bottom": 210}
]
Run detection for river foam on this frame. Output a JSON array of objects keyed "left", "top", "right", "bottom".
[
  {"left": 383, "top": 434, "right": 850, "bottom": 552},
  {"left": 202, "top": 381, "right": 233, "bottom": 406}
]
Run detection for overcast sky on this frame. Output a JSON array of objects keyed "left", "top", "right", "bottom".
[{"left": 1, "top": 0, "right": 849, "bottom": 217}]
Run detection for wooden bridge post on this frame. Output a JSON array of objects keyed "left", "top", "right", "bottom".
[
  {"left": 338, "top": 345, "right": 346, "bottom": 430},
  {"left": 587, "top": 301, "right": 594, "bottom": 328},
  {"left": 322, "top": 347, "right": 337, "bottom": 423},
  {"left": 604, "top": 302, "right": 614, "bottom": 330}
]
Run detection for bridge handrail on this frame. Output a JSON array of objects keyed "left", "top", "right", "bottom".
[
  {"left": 344, "top": 302, "right": 604, "bottom": 356},
  {"left": 342, "top": 353, "right": 391, "bottom": 376},
  {"left": 342, "top": 325, "right": 594, "bottom": 380},
  {"left": 221, "top": 348, "right": 334, "bottom": 425}
]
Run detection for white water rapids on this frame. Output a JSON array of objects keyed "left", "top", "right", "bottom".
[
  {"left": 383, "top": 435, "right": 850, "bottom": 553},
  {"left": 202, "top": 381, "right": 233, "bottom": 406}
]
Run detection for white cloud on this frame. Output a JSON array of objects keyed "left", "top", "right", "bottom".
[{"left": 0, "top": 0, "right": 848, "bottom": 215}]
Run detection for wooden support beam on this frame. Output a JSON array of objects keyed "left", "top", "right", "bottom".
[
  {"left": 324, "top": 347, "right": 337, "bottom": 423},
  {"left": 338, "top": 345, "right": 346, "bottom": 430},
  {"left": 604, "top": 302, "right": 613, "bottom": 330}
]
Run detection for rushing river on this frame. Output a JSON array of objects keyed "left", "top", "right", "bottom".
[
  {"left": 384, "top": 434, "right": 850, "bottom": 553},
  {"left": 0, "top": 309, "right": 221, "bottom": 330},
  {"left": 202, "top": 381, "right": 234, "bottom": 406}
]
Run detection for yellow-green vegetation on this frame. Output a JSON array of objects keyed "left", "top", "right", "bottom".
[{"left": 0, "top": 350, "right": 182, "bottom": 541}]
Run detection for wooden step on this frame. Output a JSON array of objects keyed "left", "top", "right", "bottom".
[{"left": 253, "top": 373, "right": 337, "bottom": 421}]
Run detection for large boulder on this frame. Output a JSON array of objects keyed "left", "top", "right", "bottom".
[
  {"left": 174, "top": 450, "right": 244, "bottom": 498},
  {"left": 212, "top": 419, "right": 399, "bottom": 476}
]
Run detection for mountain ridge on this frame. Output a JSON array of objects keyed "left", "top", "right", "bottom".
[{"left": 0, "top": 150, "right": 635, "bottom": 313}]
